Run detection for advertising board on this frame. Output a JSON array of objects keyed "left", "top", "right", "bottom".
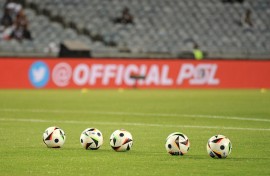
[{"left": 0, "top": 58, "right": 269, "bottom": 89}]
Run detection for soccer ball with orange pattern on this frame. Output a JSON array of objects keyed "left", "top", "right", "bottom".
[
  {"left": 110, "top": 129, "right": 133, "bottom": 152},
  {"left": 43, "top": 126, "right": 66, "bottom": 148},
  {"left": 165, "top": 132, "right": 190, "bottom": 156},
  {"left": 207, "top": 134, "right": 232, "bottom": 159}
]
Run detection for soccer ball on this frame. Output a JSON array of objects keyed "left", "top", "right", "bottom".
[
  {"left": 165, "top": 132, "right": 190, "bottom": 156},
  {"left": 110, "top": 129, "right": 133, "bottom": 152},
  {"left": 43, "top": 126, "right": 66, "bottom": 148},
  {"left": 80, "top": 128, "right": 103, "bottom": 150},
  {"left": 207, "top": 134, "right": 232, "bottom": 159}
]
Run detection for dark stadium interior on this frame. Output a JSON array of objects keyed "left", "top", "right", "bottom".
[{"left": 0, "top": 0, "right": 269, "bottom": 59}]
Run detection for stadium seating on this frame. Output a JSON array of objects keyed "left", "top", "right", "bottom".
[{"left": 0, "top": 0, "right": 269, "bottom": 58}]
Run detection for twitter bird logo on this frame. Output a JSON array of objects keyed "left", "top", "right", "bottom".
[
  {"left": 32, "top": 67, "right": 46, "bottom": 83},
  {"left": 29, "top": 61, "right": 50, "bottom": 88}
]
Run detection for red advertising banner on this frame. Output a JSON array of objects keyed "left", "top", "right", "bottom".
[{"left": 0, "top": 58, "right": 270, "bottom": 89}]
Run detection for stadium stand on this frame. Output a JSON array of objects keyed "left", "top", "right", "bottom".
[{"left": 0, "top": 0, "right": 269, "bottom": 59}]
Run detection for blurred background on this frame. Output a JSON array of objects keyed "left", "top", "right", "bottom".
[{"left": 0, "top": 0, "right": 269, "bottom": 59}]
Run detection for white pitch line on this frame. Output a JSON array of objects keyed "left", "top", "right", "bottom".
[
  {"left": 0, "top": 108, "right": 270, "bottom": 123},
  {"left": 0, "top": 118, "right": 269, "bottom": 131}
]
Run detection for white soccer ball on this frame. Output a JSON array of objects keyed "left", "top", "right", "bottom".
[
  {"left": 80, "top": 128, "right": 103, "bottom": 150},
  {"left": 207, "top": 134, "right": 232, "bottom": 159},
  {"left": 165, "top": 132, "right": 190, "bottom": 156},
  {"left": 43, "top": 126, "right": 66, "bottom": 148},
  {"left": 110, "top": 129, "right": 133, "bottom": 152}
]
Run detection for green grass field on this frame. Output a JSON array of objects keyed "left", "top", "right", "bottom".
[{"left": 0, "top": 89, "right": 269, "bottom": 176}]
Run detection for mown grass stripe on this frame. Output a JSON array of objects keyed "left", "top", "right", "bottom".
[
  {"left": 0, "top": 108, "right": 270, "bottom": 122},
  {"left": 0, "top": 118, "right": 269, "bottom": 131}
]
